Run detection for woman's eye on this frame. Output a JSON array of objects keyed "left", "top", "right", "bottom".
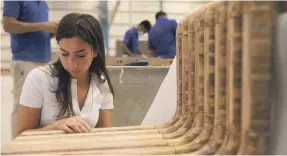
[
  {"left": 77, "top": 55, "right": 86, "bottom": 58},
  {"left": 61, "top": 53, "right": 69, "bottom": 56}
]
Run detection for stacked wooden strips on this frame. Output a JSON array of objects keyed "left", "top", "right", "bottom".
[{"left": 1, "top": 1, "right": 274, "bottom": 155}]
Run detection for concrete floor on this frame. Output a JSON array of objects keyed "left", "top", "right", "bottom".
[{"left": 1, "top": 75, "right": 13, "bottom": 147}]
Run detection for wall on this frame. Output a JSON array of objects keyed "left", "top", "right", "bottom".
[
  {"left": 0, "top": 1, "right": 209, "bottom": 68},
  {"left": 141, "top": 56, "right": 177, "bottom": 125},
  {"left": 108, "top": 66, "right": 169, "bottom": 126}
]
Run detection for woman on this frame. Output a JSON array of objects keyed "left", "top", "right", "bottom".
[{"left": 17, "top": 13, "right": 114, "bottom": 135}]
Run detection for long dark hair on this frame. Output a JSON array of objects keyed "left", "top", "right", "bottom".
[{"left": 50, "top": 13, "right": 114, "bottom": 119}]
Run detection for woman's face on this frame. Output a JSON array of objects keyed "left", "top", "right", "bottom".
[{"left": 58, "top": 37, "right": 97, "bottom": 79}]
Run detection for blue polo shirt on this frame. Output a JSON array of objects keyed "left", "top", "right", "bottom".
[
  {"left": 122, "top": 27, "right": 139, "bottom": 55},
  {"left": 148, "top": 17, "right": 177, "bottom": 58},
  {"left": 3, "top": 0, "right": 51, "bottom": 62}
]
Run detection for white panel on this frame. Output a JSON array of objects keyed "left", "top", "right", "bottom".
[
  {"left": 109, "top": 50, "right": 116, "bottom": 56},
  {"left": 110, "top": 25, "right": 130, "bottom": 36},
  {"left": 131, "top": 1, "right": 160, "bottom": 12},
  {"left": 131, "top": 13, "right": 155, "bottom": 25},
  {"left": 108, "top": 1, "right": 116, "bottom": 10},
  {"left": 109, "top": 37, "right": 122, "bottom": 49},
  {"left": 108, "top": 1, "right": 129, "bottom": 12},
  {"left": 46, "top": 1, "right": 97, "bottom": 11},
  {"left": 142, "top": 56, "right": 176, "bottom": 125},
  {"left": 1, "top": 34, "right": 10, "bottom": 48},
  {"left": 49, "top": 10, "right": 97, "bottom": 22},
  {"left": 1, "top": 25, "right": 7, "bottom": 34},
  {"left": 1, "top": 61, "right": 11, "bottom": 69},
  {"left": 113, "top": 13, "right": 130, "bottom": 24},
  {"left": 163, "top": 2, "right": 205, "bottom": 14},
  {"left": 167, "top": 14, "right": 184, "bottom": 23},
  {"left": 117, "top": 1, "right": 130, "bottom": 11},
  {"left": 1, "top": 48, "right": 12, "bottom": 62}
]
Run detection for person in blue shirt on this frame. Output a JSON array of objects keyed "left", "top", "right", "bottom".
[
  {"left": 122, "top": 20, "right": 151, "bottom": 57},
  {"left": 2, "top": 0, "right": 58, "bottom": 139},
  {"left": 148, "top": 11, "right": 177, "bottom": 58}
]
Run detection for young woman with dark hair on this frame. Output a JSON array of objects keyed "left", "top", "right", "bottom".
[{"left": 16, "top": 13, "right": 114, "bottom": 135}]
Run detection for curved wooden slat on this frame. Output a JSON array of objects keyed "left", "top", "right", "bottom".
[{"left": 215, "top": 1, "right": 242, "bottom": 154}]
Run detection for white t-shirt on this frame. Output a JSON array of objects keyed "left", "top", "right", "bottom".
[{"left": 19, "top": 65, "right": 114, "bottom": 128}]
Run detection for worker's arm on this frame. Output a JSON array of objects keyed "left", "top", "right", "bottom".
[
  {"left": 16, "top": 68, "right": 57, "bottom": 136},
  {"left": 122, "top": 30, "right": 135, "bottom": 56},
  {"left": 18, "top": 105, "right": 91, "bottom": 135},
  {"left": 3, "top": 17, "right": 57, "bottom": 34},
  {"left": 2, "top": 1, "right": 57, "bottom": 34},
  {"left": 121, "top": 43, "right": 134, "bottom": 56},
  {"left": 17, "top": 105, "right": 57, "bottom": 136}
]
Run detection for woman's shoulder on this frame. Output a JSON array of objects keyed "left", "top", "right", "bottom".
[
  {"left": 27, "top": 65, "right": 55, "bottom": 82},
  {"left": 92, "top": 73, "right": 112, "bottom": 94},
  {"left": 92, "top": 73, "right": 114, "bottom": 107}
]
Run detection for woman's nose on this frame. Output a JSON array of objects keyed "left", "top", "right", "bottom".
[{"left": 68, "top": 57, "right": 78, "bottom": 69}]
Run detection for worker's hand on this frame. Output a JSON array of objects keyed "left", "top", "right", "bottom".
[
  {"left": 52, "top": 116, "right": 91, "bottom": 133},
  {"left": 43, "top": 21, "right": 58, "bottom": 35},
  {"left": 130, "top": 53, "right": 137, "bottom": 57}
]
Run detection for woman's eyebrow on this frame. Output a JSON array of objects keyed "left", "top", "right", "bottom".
[{"left": 60, "top": 48, "right": 86, "bottom": 53}]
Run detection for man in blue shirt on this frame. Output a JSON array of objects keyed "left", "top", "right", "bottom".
[
  {"left": 148, "top": 11, "right": 177, "bottom": 58},
  {"left": 2, "top": 0, "right": 57, "bottom": 139},
  {"left": 122, "top": 20, "right": 151, "bottom": 57}
]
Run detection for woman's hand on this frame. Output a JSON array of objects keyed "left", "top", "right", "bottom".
[{"left": 53, "top": 116, "right": 91, "bottom": 133}]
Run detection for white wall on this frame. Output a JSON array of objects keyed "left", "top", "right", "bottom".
[
  {"left": 141, "top": 56, "right": 177, "bottom": 125},
  {"left": 0, "top": 0, "right": 208, "bottom": 69}
]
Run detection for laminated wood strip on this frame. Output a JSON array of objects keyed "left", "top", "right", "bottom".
[
  {"left": 216, "top": 1, "right": 242, "bottom": 154},
  {"left": 237, "top": 2, "right": 273, "bottom": 155}
]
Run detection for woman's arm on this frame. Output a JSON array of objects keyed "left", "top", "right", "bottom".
[
  {"left": 16, "top": 68, "right": 57, "bottom": 136},
  {"left": 17, "top": 105, "right": 56, "bottom": 136},
  {"left": 17, "top": 105, "right": 91, "bottom": 135},
  {"left": 96, "top": 109, "right": 112, "bottom": 128}
]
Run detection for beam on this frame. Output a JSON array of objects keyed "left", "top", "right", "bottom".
[
  {"left": 98, "top": 0, "right": 109, "bottom": 55},
  {"left": 109, "top": 1, "right": 121, "bottom": 28}
]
